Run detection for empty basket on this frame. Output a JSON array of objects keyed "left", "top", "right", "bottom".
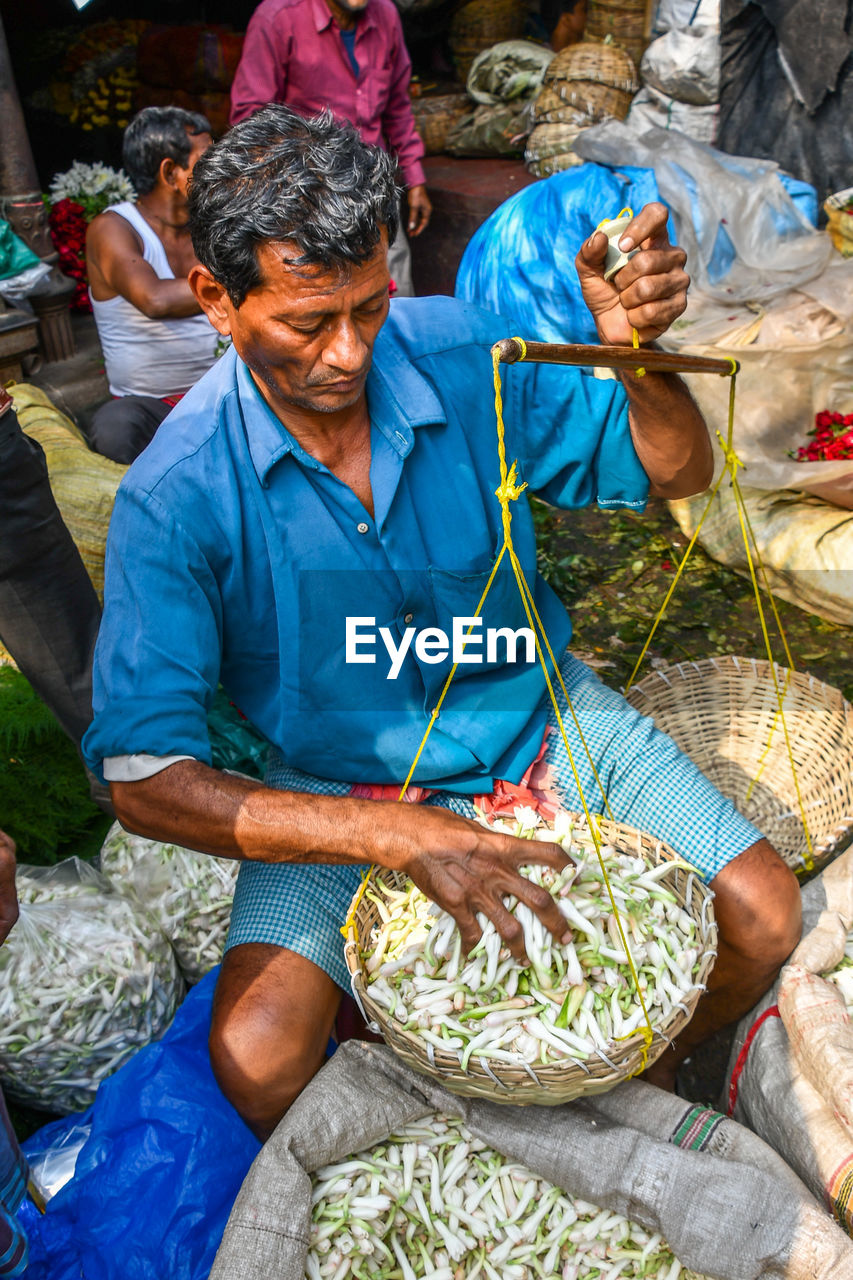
[{"left": 625, "top": 656, "right": 853, "bottom": 875}]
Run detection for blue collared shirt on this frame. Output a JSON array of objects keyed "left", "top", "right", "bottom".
[{"left": 83, "top": 297, "right": 648, "bottom": 792}]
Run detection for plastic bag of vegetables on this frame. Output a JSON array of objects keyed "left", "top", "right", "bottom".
[
  {"left": 99, "top": 820, "right": 238, "bottom": 984},
  {"left": 3, "top": 858, "right": 185, "bottom": 1113}
]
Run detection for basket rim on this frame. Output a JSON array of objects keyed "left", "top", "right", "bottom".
[
  {"left": 626, "top": 654, "right": 853, "bottom": 719},
  {"left": 344, "top": 814, "right": 717, "bottom": 1102}
]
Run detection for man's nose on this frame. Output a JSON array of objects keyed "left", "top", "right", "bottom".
[{"left": 323, "top": 318, "right": 368, "bottom": 373}]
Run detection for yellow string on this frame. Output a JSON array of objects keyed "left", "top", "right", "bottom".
[
  {"left": 344, "top": 337, "right": 656, "bottom": 1068},
  {"left": 632, "top": 327, "right": 646, "bottom": 378},
  {"left": 625, "top": 357, "right": 813, "bottom": 871}
]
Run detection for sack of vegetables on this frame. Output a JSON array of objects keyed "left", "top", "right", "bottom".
[
  {"left": 345, "top": 809, "right": 716, "bottom": 1105},
  {"left": 210, "top": 1039, "right": 853, "bottom": 1280},
  {"left": 99, "top": 820, "right": 238, "bottom": 985},
  {"left": 2, "top": 858, "right": 184, "bottom": 1113}
]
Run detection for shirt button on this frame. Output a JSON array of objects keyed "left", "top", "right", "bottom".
[
  {"left": 357, "top": 522, "right": 369, "bottom": 534},
  {"left": 404, "top": 612, "right": 414, "bottom": 624}
]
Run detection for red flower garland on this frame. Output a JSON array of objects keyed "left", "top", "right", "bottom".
[
  {"left": 792, "top": 410, "right": 853, "bottom": 463},
  {"left": 48, "top": 199, "right": 91, "bottom": 313}
]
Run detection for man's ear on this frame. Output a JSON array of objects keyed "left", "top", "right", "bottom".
[
  {"left": 159, "top": 155, "right": 177, "bottom": 189},
  {"left": 189, "top": 264, "right": 234, "bottom": 337}
]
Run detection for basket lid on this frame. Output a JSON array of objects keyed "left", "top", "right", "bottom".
[{"left": 543, "top": 40, "right": 639, "bottom": 92}]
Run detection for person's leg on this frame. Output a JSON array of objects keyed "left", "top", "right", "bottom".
[
  {"left": 542, "top": 652, "right": 802, "bottom": 1084},
  {"left": 0, "top": 412, "right": 101, "bottom": 750},
  {"left": 213, "top": 853, "right": 365, "bottom": 1135},
  {"left": 88, "top": 395, "right": 172, "bottom": 464},
  {"left": 643, "top": 837, "right": 800, "bottom": 1089},
  {"left": 387, "top": 216, "right": 414, "bottom": 298},
  {"left": 209, "top": 942, "right": 341, "bottom": 1139}
]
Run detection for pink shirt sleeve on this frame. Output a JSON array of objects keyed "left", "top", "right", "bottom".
[
  {"left": 230, "top": 8, "right": 289, "bottom": 125},
  {"left": 379, "top": 7, "right": 426, "bottom": 189}
]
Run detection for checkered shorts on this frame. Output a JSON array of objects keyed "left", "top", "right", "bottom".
[{"left": 225, "top": 651, "right": 761, "bottom": 990}]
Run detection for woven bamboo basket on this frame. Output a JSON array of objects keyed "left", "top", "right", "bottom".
[
  {"left": 586, "top": 0, "right": 650, "bottom": 66},
  {"left": 411, "top": 92, "right": 472, "bottom": 153},
  {"left": 525, "top": 122, "right": 586, "bottom": 174},
  {"left": 625, "top": 657, "right": 853, "bottom": 875},
  {"left": 344, "top": 816, "right": 717, "bottom": 1105},
  {"left": 531, "top": 87, "right": 605, "bottom": 125},
  {"left": 449, "top": 0, "right": 527, "bottom": 83},
  {"left": 539, "top": 76, "right": 634, "bottom": 119},
  {"left": 542, "top": 41, "right": 639, "bottom": 93}
]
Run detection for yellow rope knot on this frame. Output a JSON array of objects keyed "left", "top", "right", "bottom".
[
  {"left": 495, "top": 460, "right": 528, "bottom": 507},
  {"left": 714, "top": 429, "right": 746, "bottom": 482}
]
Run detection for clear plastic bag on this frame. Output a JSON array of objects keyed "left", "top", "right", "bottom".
[
  {"left": 98, "top": 822, "right": 238, "bottom": 985},
  {"left": 573, "top": 120, "right": 832, "bottom": 302},
  {"left": 466, "top": 39, "right": 554, "bottom": 106},
  {"left": 25, "top": 1121, "right": 91, "bottom": 1205},
  {"left": 2, "top": 859, "right": 185, "bottom": 1114}
]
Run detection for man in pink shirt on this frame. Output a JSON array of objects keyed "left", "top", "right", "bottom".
[{"left": 230, "top": 0, "right": 431, "bottom": 294}]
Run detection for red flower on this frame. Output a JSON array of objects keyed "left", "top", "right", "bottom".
[{"left": 793, "top": 409, "right": 853, "bottom": 463}]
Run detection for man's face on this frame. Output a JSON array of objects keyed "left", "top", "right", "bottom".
[
  {"left": 328, "top": 0, "right": 369, "bottom": 16},
  {"left": 171, "top": 131, "right": 213, "bottom": 201},
  {"left": 209, "top": 233, "right": 391, "bottom": 419}
]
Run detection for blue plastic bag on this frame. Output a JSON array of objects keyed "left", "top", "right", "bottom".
[
  {"left": 19, "top": 968, "right": 261, "bottom": 1280},
  {"left": 455, "top": 163, "right": 671, "bottom": 343}
]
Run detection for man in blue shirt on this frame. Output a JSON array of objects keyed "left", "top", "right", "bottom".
[{"left": 84, "top": 105, "right": 800, "bottom": 1138}]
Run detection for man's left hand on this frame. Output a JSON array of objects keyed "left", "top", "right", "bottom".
[
  {"left": 407, "top": 185, "right": 432, "bottom": 237},
  {"left": 576, "top": 202, "right": 689, "bottom": 347},
  {"left": 0, "top": 830, "right": 18, "bottom": 945}
]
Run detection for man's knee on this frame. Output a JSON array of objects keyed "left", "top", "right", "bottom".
[
  {"left": 89, "top": 396, "right": 170, "bottom": 464},
  {"left": 209, "top": 1000, "right": 326, "bottom": 1132},
  {"left": 711, "top": 838, "right": 802, "bottom": 969}
]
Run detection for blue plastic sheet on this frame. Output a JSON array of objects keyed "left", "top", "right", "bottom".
[
  {"left": 19, "top": 968, "right": 260, "bottom": 1280},
  {"left": 455, "top": 164, "right": 671, "bottom": 343},
  {"left": 455, "top": 161, "right": 819, "bottom": 336}
]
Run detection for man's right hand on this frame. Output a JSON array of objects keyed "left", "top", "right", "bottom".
[
  {"left": 111, "top": 761, "right": 572, "bottom": 961},
  {"left": 0, "top": 830, "right": 19, "bottom": 945},
  {"left": 372, "top": 803, "right": 572, "bottom": 961}
]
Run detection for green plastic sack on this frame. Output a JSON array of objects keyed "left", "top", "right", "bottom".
[
  {"left": 0, "top": 219, "right": 40, "bottom": 281},
  {"left": 445, "top": 101, "right": 531, "bottom": 157},
  {"left": 467, "top": 39, "right": 554, "bottom": 105}
]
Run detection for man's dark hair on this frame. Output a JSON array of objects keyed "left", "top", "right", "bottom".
[
  {"left": 122, "top": 106, "right": 211, "bottom": 196},
  {"left": 187, "top": 105, "right": 401, "bottom": 307}
]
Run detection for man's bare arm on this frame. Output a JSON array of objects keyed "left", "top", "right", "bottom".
[
  {"left": 575, "top": 202, "right": 713, "bottom": 500},
  {"left": 87, "top": 212, "right": 202, "bottom": 319},
  {"left": 111, "top": 760, "right": 572, "bottom": 959}
]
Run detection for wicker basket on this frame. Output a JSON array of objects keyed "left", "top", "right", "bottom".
[
  {"left": 449, "top": 0, "right": 527, "bottom": 84},
  {"left": 344, "top": 817, "right": 717, "bottom": 1105},
  {"left": 538, "top": 76, "right": 634, "bottom": 119},
  {"left": 543, "top": 40, "right": 639, "bottom": 93},
  {"left": 411, "top": 92, "right": 472, "bottom": 153},
  {"left": 531, "top": 87, "right": 606, "bottom": 125},
  {"left": 525, "top": 121, "right": 586, "bottom": 175},
  {"left": 586, "top": 0, "right": 650, "bottom": 67},
  {"left": 625, "top": 657, "right": 853, "bottom": 875}
]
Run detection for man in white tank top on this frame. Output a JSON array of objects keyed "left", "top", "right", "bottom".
[{"left": 86, "top": 107, "right": 219, "bottom": 463}]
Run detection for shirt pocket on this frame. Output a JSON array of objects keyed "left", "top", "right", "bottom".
[{"left": 427, "top": 553, "right": 534, "bottom": 677}]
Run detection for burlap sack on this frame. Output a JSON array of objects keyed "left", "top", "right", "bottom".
[
  {"left": 211, "top": 1040, "right": 852, "bottom": 1280},
  {"left": 668, "top": 484, "right": 853, "bottom": 628},
  {"left": 727, "top": 846, "right": 853, "bottom": 1235}
]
